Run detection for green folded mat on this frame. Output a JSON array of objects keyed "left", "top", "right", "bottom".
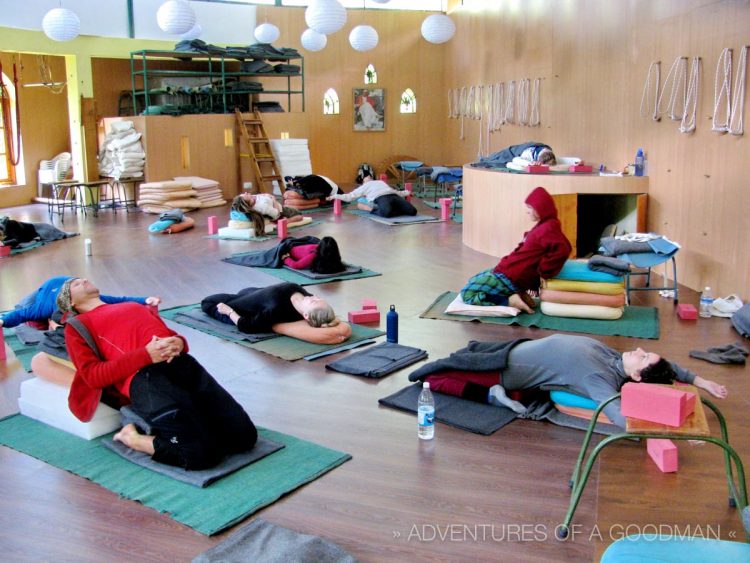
[
  {"left": 420, "top": 291, "right": 660, "bottom": 339},
  {"left": 0, "top": 414, "right": 351, "bottom": 536}
]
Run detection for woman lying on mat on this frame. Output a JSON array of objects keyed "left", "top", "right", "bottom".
[
  {"left": 282, "top": 236, "right": 345, "bottom": 274},
  {"left": 409, "top": 334, "right": 728, "bottom": 429},
  {"left": 460, "top": 186, "right": 571, "bottom": 313},
  {"left": 231, "top": 193, "right": 305, "bottom": 234},
  {"left": 201, "top": 282, "right": 352, "bottom": 345},
  {"left": 326, "top": 175, "right": 417, "bottom": 218}
]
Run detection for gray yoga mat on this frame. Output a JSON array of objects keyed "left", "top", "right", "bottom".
[
  {"left": 326, "top": 342, "right": 428, "bottom": 378},
  {"left": 378, "top": 383, "right": 518, "bottom": 435},
  {"left": 12, "top": 323, "right": 45, "bottom": 345},
  {"left": 193, "top": 518, "right": 357, "bottom": 563},
  {"left": 346, "top": 209, "right": 441, "bottom": 225}
]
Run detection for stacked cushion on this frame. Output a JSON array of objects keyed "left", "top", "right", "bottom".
[
  {"left": 173, "top": 176, "right": 227, "bottom": 208},
  {"left": 540, "top": 260, "right": 626, "bottom": 320},
  {"left": 137, "top": 180, "right": 202, "bottom": 214},
  {"left": 283, "top": 189, "right": 322, "bottom": 210}
]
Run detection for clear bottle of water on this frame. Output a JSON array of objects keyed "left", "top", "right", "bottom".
[
  {"left": 699, "top": 286, "right": 713, "bottom": 318},
  {"left": 635, "top": 148, "right": 645, "bottom": 176},
  {"left": 417, "top": 382, "right": 435, "bottom": 440}
]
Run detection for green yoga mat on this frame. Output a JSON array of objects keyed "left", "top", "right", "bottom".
[
  {"left": 224, "top": 262, "right": 381, "bottom": 286},
  {"left": 10, "top": 241, "right": 45, "bottom": 255},
  {"left": 0, "top": 414, "right": 351, "bottom": 536},
  {"left": 2, "top": 327, "right": 35, "bottom": 372},
  {"left": 161, "top": 304, "right": 385, "bottom": 360},
  {"left": 421, "top": 291, "right": 660, "bottom": 339}
]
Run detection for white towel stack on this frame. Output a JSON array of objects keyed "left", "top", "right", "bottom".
[
  {"left": 173, "top": 176, "right": 227, "bottom": 208},
  {"left": 98, "top": 121, "right": 146, "bottom": 179},
  {"left": 137, "top": 180, "right": 201, "bottom": 214},
  {"left": 269, "top": 139, "right": 313, "bottom": 180}
]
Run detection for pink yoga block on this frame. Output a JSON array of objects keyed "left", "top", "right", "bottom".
[
  {"left": 405, "top": 182, "right": 413, "bottom": 191},
  {"left": 676, "top": 304, "right": 698, "bottom": 320},
  {"left": 621, "top": 383, "right": 697, "bottom": 427},
  {"left": 348, "top": 310, "right": 381, "bottom": 324},
  {"left": 0, "top": 245, "right": 11, "bottom": 258},
  {"left": 569, "top": 164, "right": 593, "bottom": 173},
  {"left": 647, "top": 439, "right": 679, "bottom": 473},
  {"left": 0, "top": 329, "right": 6, "bottom": 360},
  {"left": 526, "top": 164, "right": 550, "bottom": 174},
  {"left": 439, "top": 197, "right": 452, "bottom": 221},
  {"left": 207, "top": 216, "right": 218, "bottom": 235},
  {"left": 362, "top": 299, "right": 377, "bottom": 310},
  {"left": 276, "top": 218, "right": 288, "bottom": 239},
  {"left": 333, "top": 199, "right": 342, "bottom": 215}
]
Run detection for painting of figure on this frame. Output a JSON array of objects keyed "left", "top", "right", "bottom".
[{"left": 353, "top": 88, "right": 385, "bottom": 131}]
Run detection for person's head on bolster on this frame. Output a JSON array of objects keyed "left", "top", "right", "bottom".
[
  {"left": 295, "top": 294, "right": 339, "bottom": 328},
  {"left": 622, "top": 348, "right": 676, "bottom": 384}
]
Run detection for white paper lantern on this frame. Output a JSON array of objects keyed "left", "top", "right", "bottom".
[
  {"left": 254, "top": 22, "right": 280, "bottom": 44},
  {"left": 157, "top": 0, "right": 196, "bottom": 35},
  {"left": 42, "top": 8, "right": 80, "bottom": 42},
  {"left": 301, "top": 28, "right": 327, "bottom": 52},
  {"left": 305, "top": 0, "right": 347, "bottom": 36},
  {"left": 370, "top": 0, "right": 391, "bottom": 3},
  {"left": 421, "top": 14, "right": 456, "bottom": 44},
  {"left": 349, "top": 25, "right": 378, "bottom": 52},
  {"left": 180, "top": 22, "right": 202, "bottom": 41}
]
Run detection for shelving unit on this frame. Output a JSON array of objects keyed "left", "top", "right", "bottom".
[{"left": 129, "top": 50, "right": 304, "bottom": 115}]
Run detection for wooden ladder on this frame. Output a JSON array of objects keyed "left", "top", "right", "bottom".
[{"left": 235, "top": 109, "right": 283, "bottom": 194}]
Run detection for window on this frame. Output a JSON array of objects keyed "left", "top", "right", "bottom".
[
  {"left": 364, "top": 64, "right": 377, "bottom": 85},
  {"left": 323, "top": 88, "right": 340, "bottom": 115},
  {"left": 400, "top": 88, "right": 417, "bottom": 113},
  {"left": 0, "top": 73, "right": 17, "bottom": 185}
]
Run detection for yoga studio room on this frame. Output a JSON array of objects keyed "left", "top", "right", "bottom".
[{"left": 1, "top": 1, "right": 749, "bottom": 561}]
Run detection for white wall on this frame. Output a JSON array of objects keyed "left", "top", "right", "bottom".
[{"left": 0, "top": 0, "right": 256, "bottom": 44}]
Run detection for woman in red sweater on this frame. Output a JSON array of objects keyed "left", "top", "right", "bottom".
[{"left": 460, "top": 186, "right": 572, "bottom": 313}]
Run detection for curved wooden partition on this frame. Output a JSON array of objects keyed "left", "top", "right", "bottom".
[{"left": 461, "top": 166, "right": 649, "bottom": 259}]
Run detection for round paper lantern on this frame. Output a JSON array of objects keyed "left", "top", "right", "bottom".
[
  {"left": 305, "top": 0, "right": 347, "bottom": 36},
  {"left": 370, "top": 0, "right": 391, "bottom": 3},
  {"left": 180, "top": 22, "right": 202, "bottom": 41},
  {"left": 157, "top": 0, "right": 196, "bottom": 35},
  {"left": 42, "top": 8, "right": 80, "bottom": 42},
  {"left": 421, "top": 14, "right": 456, "bottom": 44},
  {"left": 301, "top": 28, "right": 327, "bottom": 52},
  {"left": 349, "top": 25, "right": 378, "bottom": 52},
  {"left": 254, "top": 22, "right": 280, "bottom": 44}
]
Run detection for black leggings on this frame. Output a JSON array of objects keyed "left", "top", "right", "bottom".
[
  {"left": 371, "top": 194, "right": 417, "bottom": 218},
  {"left": 129, "top": 354, "right": 257, "bottom": 470}
]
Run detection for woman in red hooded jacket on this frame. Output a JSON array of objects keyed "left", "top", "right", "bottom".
[{"left": 460, "top": 186, "right": 572, "bottom": 313}]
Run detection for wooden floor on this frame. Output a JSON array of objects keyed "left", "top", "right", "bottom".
[{"left": 0, "top": 201, "right": 747, "bottom": 562}]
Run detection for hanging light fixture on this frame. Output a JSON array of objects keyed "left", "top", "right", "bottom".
[
  {"left": 180, "top": 22, "right": 202, "bottom": 41},
  {"left": 349, "top": 25, "right": 378, "bottom": 52},
  {"left": 42, "top": 7, "right": 81, "bottom": 42},
  {"left": 301, "top": 29, "right": 327, "bottom": 52},
  {"left": 421, "top": 13, "right": 456, "bottom": 44},
  {"left": 254, "top": 22, "right": 280, "bottom": 44},
  {"left": 157, "top": 0, "right": 196, "bottom": 35},
  {"left": 370, "top": 0, "right": 391, "bottom": 3},
  {"left": 305, "top": 0, "right": 347, "bottom": 36}
]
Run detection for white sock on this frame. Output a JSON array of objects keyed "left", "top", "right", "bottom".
[{"left": 488, "top": 385, "right": 527, "bottom": 414}]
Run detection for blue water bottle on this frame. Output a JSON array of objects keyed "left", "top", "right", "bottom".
[
  {"left": 635, "top": 148, "right": 644, "bottom": 177},
  {"left": 387, "top": 304, "right": 398, "bottom": 343}
]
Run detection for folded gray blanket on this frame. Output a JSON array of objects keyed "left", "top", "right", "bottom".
[
  {"left": 325, "top": 342, "right": 427, "bottom": 378},
  {"left": 588, "top": 255, "right": 630, "bottom": 276}
]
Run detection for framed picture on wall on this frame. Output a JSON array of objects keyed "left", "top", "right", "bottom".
[{"left": 353, "top": 88, "right": 385, "bottom": 131}]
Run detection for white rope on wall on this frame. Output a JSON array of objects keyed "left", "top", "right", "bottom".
[
  {"left": 640, "top": 61, "right": 661, "bottom": 121},
  {"left": 728, "top": 45, "right": 747, "bottom": 136},
  {"left": 482, "top": 84, "right": 493, "bottom": 156},
  {"left": 448, "top": 88, "right": 460, "bottom": 118},
  {"left": 656, "top": 57, "right": 687, "bottom": 121},
  {"left": 517, "top": 78, "right": 530, "bottom": 126},
  {"left": 473, "top": 84, "right": 483, "bottom": 119},
  {"left": 712, "top": 47, "right": 732, "bottom": 133},
  {"left": 529, "top": 78, "right": 541, "bottom": 127},
  {"left": 458, "top": 86, "right": 467, "bottom": 139},
  {"left": 504, "top": 80, "right": 516, "bottom": 124},
  {"left": 679, "top": 57, "right": 701, "bottom": 134},
  {"left": 492, "top": 82, "right": 504, "bottom": 131}
]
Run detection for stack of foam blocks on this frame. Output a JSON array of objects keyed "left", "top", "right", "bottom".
[
  {"left": 173, "top": 176, "right": 226, "bottom": 208},
  {"left": 137, "top": 180, "right": 201, "bottom": 214},
  {"left": 283, "top": 189, "right": 321, "bottom": 211},
  {"left": 348, "top": 299, "right": 381, "bottom": 324},
  {"left": 540, "top": 259, "right": 626, "bottom": 320}
]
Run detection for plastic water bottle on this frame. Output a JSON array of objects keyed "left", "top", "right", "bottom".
[
  {"left": 417, "top": 382, "right": 435, "bottom": 440},
  {"left": 635, "top": 148, "right": 645, "bottom": 177},
  {"left": 387, "top": 304, "right": 398, "bottom": 343},
  {"left": 699, "top": 287, "right": 713, "bottom": 318}
]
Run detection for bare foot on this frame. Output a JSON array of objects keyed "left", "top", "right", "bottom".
[
  {"left": 357, "top": 203, "right": 373, "bottom": 212},
  {"left": 114, "top": 423, "right": 156, "bottom": 455},
  {"left": 518, "top": 291, "right": 537, "bottom": 310},
  {"left": 509, "top": 293, "right": 534, "bottom": 314}
]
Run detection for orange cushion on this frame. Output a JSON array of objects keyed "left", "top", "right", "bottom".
[{"left": 161, "top": 216, "right": 195, "bottom": 234}]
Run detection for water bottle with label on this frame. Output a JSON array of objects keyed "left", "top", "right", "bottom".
[
  {"left": 699, "top": 286, "right": 713, "bottom": 318},
  {"left": 635, "top": 148, "right": 645, "bottom": 176},
  {"left": 417, "top": 382, "right": 435, "bottom": 440}
]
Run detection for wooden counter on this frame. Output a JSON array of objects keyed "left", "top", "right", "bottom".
[{"left": 462, "top": 166, "right": 649, "bottom": 258}]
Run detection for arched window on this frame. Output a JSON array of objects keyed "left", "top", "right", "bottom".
[
  {"left": 364, "top": 64, "right": 377, "bottom": 85},
  {"left": 0, "top": 72, "right": 19, "bottom": 185},
  {"left": 323, "top": 88, "right": 340, "bottom": 115},
  {"left": 400, "top": 88, "right": 417, "bottom": 114}
]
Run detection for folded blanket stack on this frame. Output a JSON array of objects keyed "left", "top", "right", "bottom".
[
  {"left": 137, "top": 180, "right": 201, "bottom": 214},
  {"left": 599, "top": 234, "right": 680, "bottom": 268},
  {"left": 270, "top": 139, "right": 313, "bottom": 180},
  {"left": 283, "top": 189, "right": 323, "bottom": 210},
  {"left": 173, "top": 176, "right": 227, "bottom": 208},
  {"left": 540, "top": 260, "right": 626, "bottom": 320},
  {"left": 98, "top": 121, "right": 145, "bottom": 180}
]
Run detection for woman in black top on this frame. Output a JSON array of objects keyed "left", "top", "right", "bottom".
[{"left": 201, "top": 282, "right": 351, "bottom": 344}]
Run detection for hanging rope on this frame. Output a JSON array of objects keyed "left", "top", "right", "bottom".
[
  {"left": 504, "top": 80, "right": 516, "bottom": 124},
  {"left": 482, "top": 84, "right": 493, "bottom": 154},
  {"left": 0, "top": 60, "right": 22, "bottom": 166},
  {"left": 37, "top": 55, "right": 66, "bottom": 95},
  {"left": 640, "top": 61, "right": 661, "bottom": 120},
  {"left": 728, "top": 45, "right": 748, "bottom": 136},
  {"left": 491, "top": 82, "right": 504, "bottom": 131},
  {"left": 655, "top": 57, "right": 686, "bottom": 121},
  {"left": 517, "top": 78, "right": 530, "bottom": 126},
  {"left": 448, "top": 88, "right": 459, "bottom": 118},
  {"left": 529, "top": 78, "right": 541, "bottom": 127},
  {"left": 679, "top": 57, "right": 701, "bottom": 134},
  {"left": 712, "top": 48, "right": 732, "bottom": 133},
  {"left": 458, "top": 86, "right": 467, "bottom": 139}
]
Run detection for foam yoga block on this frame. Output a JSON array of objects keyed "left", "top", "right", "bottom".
[
  {"left": 621, "top": 383, "right": 697, "bottom": 427},
  {"left": 18, "top": 378, "right": 121, "bottom": 440},
  {"left": 348, "top": 310, "right": 381, "bottom": 324},
  {"left": 362, "top": 299, "right": 377, "bottom": 310},
  {"left": 677, "top": 304, "right": 698, "bottom": 320},
  {"left": 207, "top": 215, "right": 218, "bottom": 235},
  {"left": 647, "top": 438, "right": 679, "bottom": 473},
  {"left": 0, "top": 329, "right": 6, "bottom": 360},
  {"left": 333, "top": 199, "right": 342, "bottom": 215}
]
